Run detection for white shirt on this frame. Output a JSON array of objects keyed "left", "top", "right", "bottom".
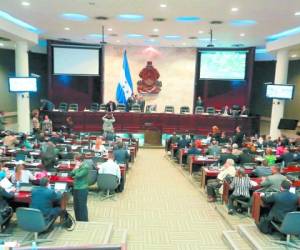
[
  {"left": 92, "top": 144, "right": 108, "bottom": 154},
  {"left": 98, "top": 159, "right": 121, "bottom": 183},
  {"left": 12, "top": 170, "right": 35, "bottom": 184}
]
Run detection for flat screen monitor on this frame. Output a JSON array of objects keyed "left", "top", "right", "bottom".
[
  {"left": 266, "top": 84, "right": 294, "bottom": 100},
  {"left": 278, "top": 119, "right": 298, "bottom": 130},
  {"left": 8, "top": 77, "right": 37, "bottom": 92},
  {"left": 200, "top": 50, "right": 247, "bottom": 80}
]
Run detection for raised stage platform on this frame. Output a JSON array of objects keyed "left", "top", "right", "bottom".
[{"left": 46, "top": 111, "right": 260, "bottom": 135}]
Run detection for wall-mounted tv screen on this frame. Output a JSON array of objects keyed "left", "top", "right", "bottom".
[
  {"left": 266, "top": 84, "right": 294, "bottom": 100},
  {"left": 200, "top": 50, "right": 247, "bottom": 80},
  {"left": 8, "top": 77, "right": 37, "bottom": 92},
  {"left": 53, "top": 47, "right": 100, "bottom": 75}
]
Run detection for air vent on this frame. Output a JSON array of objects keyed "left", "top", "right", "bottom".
[
  {"left": 149, "top": 34, "right": 159, "bottom": 38},
  {"left": 95, "top": 16, "right": 109, "bottom": 20},
  {"left": 0, "top": 37, "right": 11, "bottom": 41},
  {"left": 188, "top": 36, "right": 197, "bottom": 39},
  {"left": 153, "top": 17, "right": 166, "bottom": 22},
  {"left": 210, "top": 20, "right": 223, "bottom": 25}
]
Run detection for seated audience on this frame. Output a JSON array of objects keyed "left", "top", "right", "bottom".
[
  {"left": 93, "top": 137, "right": 107, "bottom": 154},
  {"left": 97, "top": 152, "right": 121, "bottom": 184},
  {"left": 65, "top": 116, "right": 74, "bottom": 134},
  {"left": 113, "top": 141, "right": 130, "bottom": 165},
  {"left": 221, "top": 105, "right": 231, "bottom": 115},
  {"left": 238, "top": 148, "right": 254, "bottom": 165},
  {"left": 258, "top": 180, "right": 299, "bottom": 234},
  {"left": 278, "top": 147, "right": 296, "bottom": 166},
  {"left": 41, "top": 115, "right": 53, "bottom": 133},
  {"left": 260, "top": 165, "right": 287, "bottom": 192},
  {"left": 30, "top": 177, "right": 63, "bottom": 221},
  {"left": 228, "top": 168, "right": 252, "bottom": 214},
  {"left": 232, "top": 143, "right": 242, "bottom": 156},
  {"left": 206, "top": 139, "right": 221, "bottom": 156},
  {"left": 3, "top": 132, "right": 19, "bottom": 149},
  {"left": 264, "top": 148, "right": 276, "bottom": 166},
  {"left": 41, "top": 141, "right": 58, "bottom": 171},
  {"left": 58, "top": 146, "right": 74, "bottom": 160},
  {"left": 252, "top": 164, "right": 272, "bottom": 177},
  {"left": 167, "top": 132, "right": 179, "bottom": 151},
  {"left": 232, "top": 126, "right": 244, "bottom": 147},
  {"left": 11, "top": 163, "right": 34, "bottom": 184},
  {"left": 276, "top": 141, "right": 285, "bottom": 156},
  {"left": 19, "top": 133, "right": 32, "bottom": 149},
  {"left": 187, "top": 142, "right": 201, "bottom": 155},
  {"left": 219, "top": 131, "right": 229, "bottom": 144},
  {"left": 218, "top": 147, "right": 238, "bottom": 165},
  {"left": 178, "top": 134, "right": 190, "bottom": 149},
  {"left": 206, "top": 159, "right": 236, "bottom": 202},
  {"left": 263, "top": 136, "right": 275, "bottom": 148},
  {"left": 211, "top": 126, "right": 221, "bottom": 142}
]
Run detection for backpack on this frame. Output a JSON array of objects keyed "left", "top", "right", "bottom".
[{"left": 61, "top": 211, "right": 76, "bottom": 231}]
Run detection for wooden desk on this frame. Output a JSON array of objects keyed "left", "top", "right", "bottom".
[{"left": 189, "top": 157, "right": 218, "bottom": 176}]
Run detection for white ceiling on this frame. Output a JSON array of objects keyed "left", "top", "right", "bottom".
[{"left": 1, "top": 0, "right": 300, "bottom": 50}]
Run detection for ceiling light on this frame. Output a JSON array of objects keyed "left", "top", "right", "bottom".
[
  {"left": 231, "top": 7, "right": 239, "bottom": 12},
  {"left": 294, "top": 12, "right": 300, "bottom": 16},
  {"left": 64, "top": 27, "right": 70, "bottom": 31},
  {"left": 176, "top": 16, "right": 201, "bottom": 22},
  {"left": 164, "top": 35, "right": 181, "bottom": 40},
  {"left": 116, "top": 40, "right": 120, "bottom": 43},
  {"left": 240, "top": 33, "right": 245, "bottom": 37},
  {"left": 62, "top": 13, "right": 89, "bottom": 21},
  {"left": 291, "top": 54, "right": 297, "bottom": 58},
  {"left": 198, "top": 30, "right": 204, "bottom": 34},
  {"left": 107, "top": 28, "right": 113, "bottom": 31},
  {"left": 21, "top": 1, "right": 30, "bottom": 6},
  {"left": 153, "top": 28, "right": 159, "bottom": 32},
  {"left": 182, "top": 42, "right": 186, "bottom": 46},
  {"left": 267, "top": 26, "right": 300, "bottom": 41},
  {"left": 127, "top": 34, "right": 144, "bottom": 38},
  {"left": 160, "top": 4, "right": 167, "bottom": 8},
  {"left": 230, "top": 19, "right": 257, "bottom": 26},
  {"left": 118, "top": 14, "right": 144, "bottom": 21},
  {"left": 0, "top": 43, "right": 4, "bottom": 47}
]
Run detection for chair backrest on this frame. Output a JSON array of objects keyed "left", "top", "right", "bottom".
[
  {"left": 88, "top": 169, "right": 98, "bottom": 186},
  {"left": 99, "top": 104, "right": 107, "bottom": 112},
  {"left": 131, "top": 104, "right": 141, "bottom": 112},
  {"left": 279, "top": 212, "right": 300, "bottom": 235},
  {"left": 195, "top": 106, "right": 204, "bottom": 114},
  {"left": 145, "top": 105, "right": 157, "bottom": 113},
  {"left": 180, "top": 106, "right": 190, "bottom": 114},
  {"left": 164, "top": 105, "right": 174, "bottom": 113},
  {"left": 16, "top": 207, "right": 47, "bottom": 233},
  {"left": 206, "top": 107, "right": 215, "bottom": 114},
  {"left": 97, "top": 174, "right": 119, "bottom": 191},
  {"left": 69, "top": 103, "right": 78, "bottom": 112},
  {"left": 116, "top": 104, "right": 126, "bottom": 112},
  {"left": 90, "top": 103, "right": 100, "bottom": 112},
  {"left": 58, "top": 102, "right": 68, "bottom": 112}
]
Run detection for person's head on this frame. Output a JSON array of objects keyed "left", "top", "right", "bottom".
[
  {"left": 271, "top": 165, "right": 281, "bottom": 174},
  {"left": 211, "top": 139, "right": 217, "bottom": 145},
  {"left": 107, "top": 151, "right": 114, "bottom": 160},
  {"left": 225, "top": 147, "right": 232, "bottom": 154},
  {"left": 172, "top": 132, "right": 176, "bottom": 136},
  {"left": 182, "top": 134, "right": 186, "bottom": 140},
  {"left": 236, "top": 167, "right": 246, "bottom": 177},
  {"left": 0, "top": 111, "right": 4, "bottom": 116},
  {"left": 191, "top": 141, "right": 196, "bottom": 148},
  {"left": 44, "top": 115, "right": 49, "bottom": 121},
  {"left": 242, "top": 105, "right": 246, "bottom": 110},
  {"left": 265, "top": 148, "right": 273, "bottom": 155},
  {"left": 15, "top": 163, "right": 24, "bottom": 173},
  {"left": 225, "top": 158, "right": 235, "bottom": 167},
  {"left": 66, "top": 116, "right": 72, "bottom": 122},
  {"left": 280, "top": 180, "right": 291, "bottom": 191},
  {"left": 283, "top": 147, "right": 290, "bottom": 154},
  {"left": 242, "top": 148, "right": 250, "bottom": 154},
  {"left": 117, "top": 141, "right": 123, "bottom": 149},
  {"left": 224, "top": 105, "right": 229, "bottom": 109},
  {"left": 39, "top": 177, "right": 49, "bottom": 187},
  {"left": 221, "top": 131, "right": 226, "bottom": 137},
  {"left": 232, "top": 143, "right": 239, "bottom": 150},
  {"left": 212, "top": 126, "right": 219, "bottom": 134},
  {"left": 236, "top": 126, "right": 241, "bottom": 133},
  {"left": 197, "top": 96, "right": 201, "bottom": 100}
]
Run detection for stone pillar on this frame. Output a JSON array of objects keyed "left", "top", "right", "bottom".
[
  {"left": 15, "top": 41, "right": 31, "bottom": 133},
  {"left": 269, "top": 49, "right": 289, "bottom": 139}
]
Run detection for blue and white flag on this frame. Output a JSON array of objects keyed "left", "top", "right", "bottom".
[{"left": 116, "top": 50, "right": 133, "bottom": 104}]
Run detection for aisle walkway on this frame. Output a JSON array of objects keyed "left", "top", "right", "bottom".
[{"left": 89, "top": 149, "right": 229, "bottom": 250}]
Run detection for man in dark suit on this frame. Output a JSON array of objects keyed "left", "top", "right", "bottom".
[
  {"left": 232, "top": 126, "right": 244, "bottom": 147},
  {"left": 218, "top": 147, "right": 238, "bottom": 165},
  {"left": 106, "top": 101, "right": 116, "bottom": 112},
  {"left": 221, "top": 105, "right": 231, "bottom": 115},
  {"left": 258, "top": 180, "right": 299, "bottom": 234},
  {"left": 238, "top": 148, "right": 254, "bottom": 165},
  {"left": 113, "top": 141, "right": 130, "bottom": 165},
  {"left": 187, "top": 142, "right": 201, "bottom": 156},
  {"left": 30, "top": 177, "right": 63, "bottom": 220}
]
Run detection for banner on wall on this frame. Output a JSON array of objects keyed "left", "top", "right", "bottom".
[{"left": 116, "top": 50, "right": 133, "bottom": 104}]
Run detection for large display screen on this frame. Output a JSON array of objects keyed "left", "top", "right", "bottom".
[
  {"left": 200, "top": 50, "right": 247, "bottom": 80},
  {"left": 266, "top": 84, "right": 294, "bottom": 100},
  {"left": 53, "top": 47, "right": 100, "bottom": 75},
  {"left": 8, "top": 77, "right": 37, "bottom": 92}
]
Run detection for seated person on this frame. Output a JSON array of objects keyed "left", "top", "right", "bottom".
[
  {"left": 218, "top": 147, "right": 238, "bottom": 165},
  {"left": 11, "top": 163, "right": 34, "bottom": 184},
  {"left": 211, "top": 126, "right": 221, "bottom": 142},
  {"left": 219, "top": 131, "right": 229, "bottom": 144},
  {"left": 113, "top": 141, "right": 130, "bottom": 165},
  {"left": 41, "top": 115, "right": 53, "bottom": 134},
  {"left": 30, "top": 177, "right": 63, "bottom": 221},
  {"left": 58, "top": 146, "right": 74, "bottom": 160},
  {"left": 105, "top": 132, "right": 115, "bottom": 142},
  {"left": 206, "top": 159, "right": 236, "bottom": 202},
  {"left": 263, "top": 135, "right": 275, "bottom": 148},
  {"left": 240, "top": 105, "right": 249, "bottom": 116},
  {"left": 3, "top": 132, "right": 19, "bottom": 149},
  {"left": 258, "top": 180, "right": 299, "bottom": 234},
  {"left": 260, "top": 165, "right": 286, "bottom": 192},
  {"left": 93, "top": 137, "right": 107, "bottom": 154},
  {"left": 41, "top": 141, "right": 58, "bottom": 171},
  {"left": 178, "top": 135, "right": 190, "bottom": 149},
  {"left": 65, "top": 116, "right": 74, "bottom": 134},
  {"left": 238, "top": 148, "right": 254, "bottom": 165},
  {"left": 264, "top": 148, "right": 276, "bottom": 166},
  {"left": 278, "top": 147, "right": 296, "bottom": 167},
  {"left": 252, "top": 164, "right": 272, "bottom": 177},
  {"left": 0, "top": 182, "right": 14, "bottom": 228},
  {"left": 97, "top": 152, "right": 121, "bottom": 184},
  {"left": 232, "top": 143, "right": 242, "bottom": 156},
  {"left": 206, "top": 139, "right": 221, "bottom": 156},
  {"left": 232, "top": 126, "right": 244, "bottom": 147},
  {"left": 49, "top": 132, "right": 64, "bottom": 145},
  {"left": 221, "top": 105, "right": 231, "bottom": 115},
  {"left": 167, "top": 132, "right": 179, "bottom": 151},
  {"left": 187, "top": 142, "right": 201, "bottom": 155},
  {"left": 228, "top": 168, "right": 252, "bottom": 214},
  {"left": 18, "top": 133, "right": 32, "bottom": 149}
]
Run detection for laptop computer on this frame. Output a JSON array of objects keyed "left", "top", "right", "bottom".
[{"left": 54, "top": 182, "right": 67, "bottom": 192}]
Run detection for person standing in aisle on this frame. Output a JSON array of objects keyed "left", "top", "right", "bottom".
[{"left": 70, "top": 156, "right": 89, "bottom": 221}]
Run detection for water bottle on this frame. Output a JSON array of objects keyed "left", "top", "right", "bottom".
[
  {"left": 31, "top": 241, "right": 37, "bottom": 250},
  {"left": 16, "top": 181, "right": 20, "bottom": 195}
]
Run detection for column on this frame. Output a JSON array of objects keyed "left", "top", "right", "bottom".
[
  {"left": 15, "top": 41, "right": 31, "bottom": 133},
  {"left": 269, "top": 49, "right": 289, "bottom": 139}
]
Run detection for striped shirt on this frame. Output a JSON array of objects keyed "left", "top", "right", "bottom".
[{"left": 230, "top": 176, "right": 252, "bottom": 197}]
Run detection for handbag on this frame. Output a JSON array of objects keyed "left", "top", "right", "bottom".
[{"left": 61, "top": 211, "right": 76, "bottom": 231}]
